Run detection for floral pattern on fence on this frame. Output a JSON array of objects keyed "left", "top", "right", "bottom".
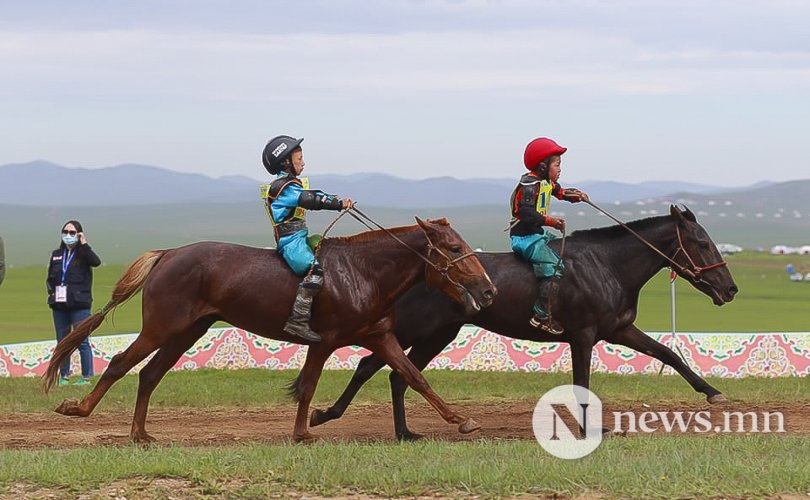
[{"left": 1, "top": 327, "right": 808, "bottom": 378}]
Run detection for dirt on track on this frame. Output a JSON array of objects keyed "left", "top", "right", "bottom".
[{"left": 1, "top": 400, "right": 808, "bottom": 449}]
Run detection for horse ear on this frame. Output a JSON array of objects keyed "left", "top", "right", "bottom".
[
  {"left": 670, "top": 204, "right": 697, "bottom": 225},
  {"left": 670, "top": 205, "right": 686, "bottom": 224},
  {"left": 682, "top": 206, "right": 697, "bottom": 222},
  {"left": 415, "top": 216, "right": 431, "bottom": 231}
]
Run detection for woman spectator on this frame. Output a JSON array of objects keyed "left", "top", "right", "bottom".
[{"left": 46, "top": 220, "right": 100, "bottom": 386}]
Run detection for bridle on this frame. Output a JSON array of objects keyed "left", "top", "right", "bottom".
[
  {"left": 672, "top": 223, "right": 728, "bottom": 281},
  {"left": 584, "top": 200, "right": 727, "bottom": 282}
]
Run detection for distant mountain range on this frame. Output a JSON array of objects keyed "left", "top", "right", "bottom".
[
  {"left": 2, "top": 161, "right": 809, "bottom": 266},
  {"left": 0, "top": 160, "right": 776, "bottom": 207}
]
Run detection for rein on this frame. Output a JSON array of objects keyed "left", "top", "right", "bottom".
[
  {"left": 312, "top": 206, "right": 480, "bottom": 294},
  {"left": 347, "top": 207, "right": 478, "bottom": 277},
  {"left": 583, "top": 200, "right": 727, "bottom": 281}
]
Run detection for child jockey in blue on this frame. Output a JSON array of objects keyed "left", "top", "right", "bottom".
[
  {"left": 261, "top": 135, "right": 353, "bottom": 342},
  {"left": 509, "top": 137, "right": 589, "bottom": 334}
]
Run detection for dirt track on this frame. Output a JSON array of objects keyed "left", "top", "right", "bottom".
[{"left": 1, "top": 400, "right": 808, "bottom": 449}]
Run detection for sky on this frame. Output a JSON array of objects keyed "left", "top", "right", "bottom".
[{"left": 1, "top": 0, "right": 809, "bottom": 185}]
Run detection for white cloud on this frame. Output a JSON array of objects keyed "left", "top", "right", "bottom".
[{"left": 1, "top": 1, "right": 809, "bottom": 182}]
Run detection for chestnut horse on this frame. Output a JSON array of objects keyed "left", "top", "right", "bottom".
[
  {"left": 308, "top": 206, "right": 739, "bottom": 439},
  {"left": 44, "top": 217, "right": 496, "bottom": 443}
]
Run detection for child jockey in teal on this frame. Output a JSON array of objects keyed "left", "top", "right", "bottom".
[
  {"left": 509, "top": 137, "right": 589, "bottom": 334},
  {"left": 261, "top": 135, "right": 353, "bottom": 342}
]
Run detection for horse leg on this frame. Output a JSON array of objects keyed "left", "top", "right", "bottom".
[
  {"left": 54, "top": 335, "right": 160, "bottom": 417},
  {"left": 390, "top": 328, "right": 459, "bottom": 441},
  {"left": 609, "top": 324, "right": 726, "bottom": 403},
  {"left": 569, "top": 334, "right": 596, "bottom": 390},
  {"left": 292, "top": 345, "right": 332, "bottom": 443},
  {"left": 569, "top": 330, "right": 614, "bottom": 435},
  {"left": 310, "top": 353, "right": 388, "bottom": 427},
  {"left": 364, "top": 332, "right": 479, "bottom": 435},
  {"left": 130, "top": 328, "right": 205, "bottom": 444}
]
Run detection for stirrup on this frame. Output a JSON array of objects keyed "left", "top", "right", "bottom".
[{"left": 529, "top": 313, "right": 564, "bottom": 335}]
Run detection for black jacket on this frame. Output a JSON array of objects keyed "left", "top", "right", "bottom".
[
  {"left": 46, "top": 244, "right": 101, "bottom": 309},
  {"left": 509, "top": 174, "right": 564, "bottom": 237}
]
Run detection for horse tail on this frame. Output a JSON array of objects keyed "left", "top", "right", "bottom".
[
  {"left": 286, "top": 371, "right": 306, "bottom": 402},
  {"left": 43, "top": 250, "right": 167, "bottom": 392}
]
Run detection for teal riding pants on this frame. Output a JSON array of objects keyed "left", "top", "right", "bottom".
[{"left": 510, "top": 232, "right": 563, "bottom": 279}]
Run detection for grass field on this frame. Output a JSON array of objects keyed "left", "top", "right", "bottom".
[
  {"left": 2, "top": 369, "right": 807, "bottom": 413},
  {"left": 1, "top": 251, "right": 809, "bottom": 345},
  {"left": 0, "top": 370, "right": 808, "bottom": 498}
]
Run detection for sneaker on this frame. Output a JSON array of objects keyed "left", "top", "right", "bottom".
[
  {"left": 58, "top": 377, "right": 70, "bottom": 387},
  {"left": 74, "top": 378, "right": 92, "bottom": 386}
]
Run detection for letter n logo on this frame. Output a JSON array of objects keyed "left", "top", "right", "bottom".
[{"left": 532, "top": 385, "right": 603, "bottom": 459}]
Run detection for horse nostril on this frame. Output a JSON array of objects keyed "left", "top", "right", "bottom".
[
  {"left": 483, "top": 289, "right": 495, "bottom": 301},
  {"left": 729, "top": 285, "right": 739, "bottom": 295}
]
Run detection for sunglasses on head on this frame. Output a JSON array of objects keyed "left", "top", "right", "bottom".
[{"left": 62, "top": 229, "right": 77, "bottom": 236}]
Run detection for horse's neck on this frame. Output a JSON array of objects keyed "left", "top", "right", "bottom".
[
  {"left": 600, "top": 219, "right": 677, "bottom": 289},
  {"left": 335, "top": 228, "right": 427, "bottom": 302}
]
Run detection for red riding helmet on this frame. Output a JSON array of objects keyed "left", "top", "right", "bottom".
[{"left": 523, "top": 137, "right": 567, "bottom": 170}]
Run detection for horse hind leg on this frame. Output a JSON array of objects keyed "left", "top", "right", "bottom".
[
  {"left": 55, "top": 334, "right": 161, "bottom": 418},
  {"left": 309, "top": 353, "right": 388, "bottom": 427},
  {"left": 609, "top": 324, "right": 726, "bottom": 403},
  {"left": 130, "top": 326, "right": 208, "bottom": 444}
]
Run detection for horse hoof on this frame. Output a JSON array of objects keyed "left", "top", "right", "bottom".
[
  {"left": 707, "top": 394, "right": 729, "bottom": 405},
  {"left": 131, "top": 432, "right": 157, "bottom": 446},
  {"left": 309, "top": 409, "right": 329, "bottom": 427},
  {"left": 54, "top": 399, "right": 82, "bottom": 416},
  {"left": 458, "top": 418, "right": 481, "bottom": 434},
  {"left": 293, "top": 433, "right": 319, "bottom": 444},
  {"left": 397, "top": 430, "right": 424, "bottom": 442}
]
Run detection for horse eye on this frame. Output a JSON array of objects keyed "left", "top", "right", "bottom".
[
  {"left": 698, "top": 241, "right": 710, "bottom": 249},
  {"left": 450, "top": 245, "right": 462, "bottom": 253}
]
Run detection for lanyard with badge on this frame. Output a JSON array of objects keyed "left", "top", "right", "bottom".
[{"left": 54, "top": 249, "right": 75, "bottom": 303}]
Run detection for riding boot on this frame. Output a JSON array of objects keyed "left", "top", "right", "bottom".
[
  {"left": 283, "top": 270, "right": 323, "bottom": 342},
  {"left": 529, "top": 278, "right": 564, "bottom": 335}
]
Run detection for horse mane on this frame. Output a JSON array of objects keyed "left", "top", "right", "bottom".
[
  {"left": 322, "top": 218, "right": 450, "bottom": 248},
  {"left": 568, "top": 214, "right": 672, "bottom": 244},
  {"left": 327, "top": 225, "right": 417, "bottom": 246}
]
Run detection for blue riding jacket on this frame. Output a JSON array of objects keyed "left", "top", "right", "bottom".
[{"left": 265, "top": 173, "right": 344, "bottom": 276}]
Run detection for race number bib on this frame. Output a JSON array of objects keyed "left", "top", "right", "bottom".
[{"left": 55, "top": 285, "right": 67, "bottom": 303}]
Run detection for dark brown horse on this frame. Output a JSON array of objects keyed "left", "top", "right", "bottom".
[
  {"left": 44, "top": 217, "right": 496, "bottom": 443},
  {"left": 308, "top": 206, "right": 739, "bottom": 439}
]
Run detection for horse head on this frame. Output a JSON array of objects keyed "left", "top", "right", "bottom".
[
  {"left": 669, "top": 205, "right": 738, "bottom": 305},
  {"left": 415, "top": 217, "right": 497, "bottom": 314}
]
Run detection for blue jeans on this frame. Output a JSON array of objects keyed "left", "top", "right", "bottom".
[{"left": 52, "top": 308, "right": 94, "bottom": 378}]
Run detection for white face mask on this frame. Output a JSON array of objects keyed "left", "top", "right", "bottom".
[{"left": 62, "top": 234, "right": 79, "bottom": 246}]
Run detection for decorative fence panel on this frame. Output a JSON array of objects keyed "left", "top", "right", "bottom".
[{"left": 2, "top": 327, "right": 808, "bottom": 378}]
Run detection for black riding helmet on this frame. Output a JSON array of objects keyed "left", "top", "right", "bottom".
[{"left": 262, "top": 135, "right": 304, "bottom": 175}]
